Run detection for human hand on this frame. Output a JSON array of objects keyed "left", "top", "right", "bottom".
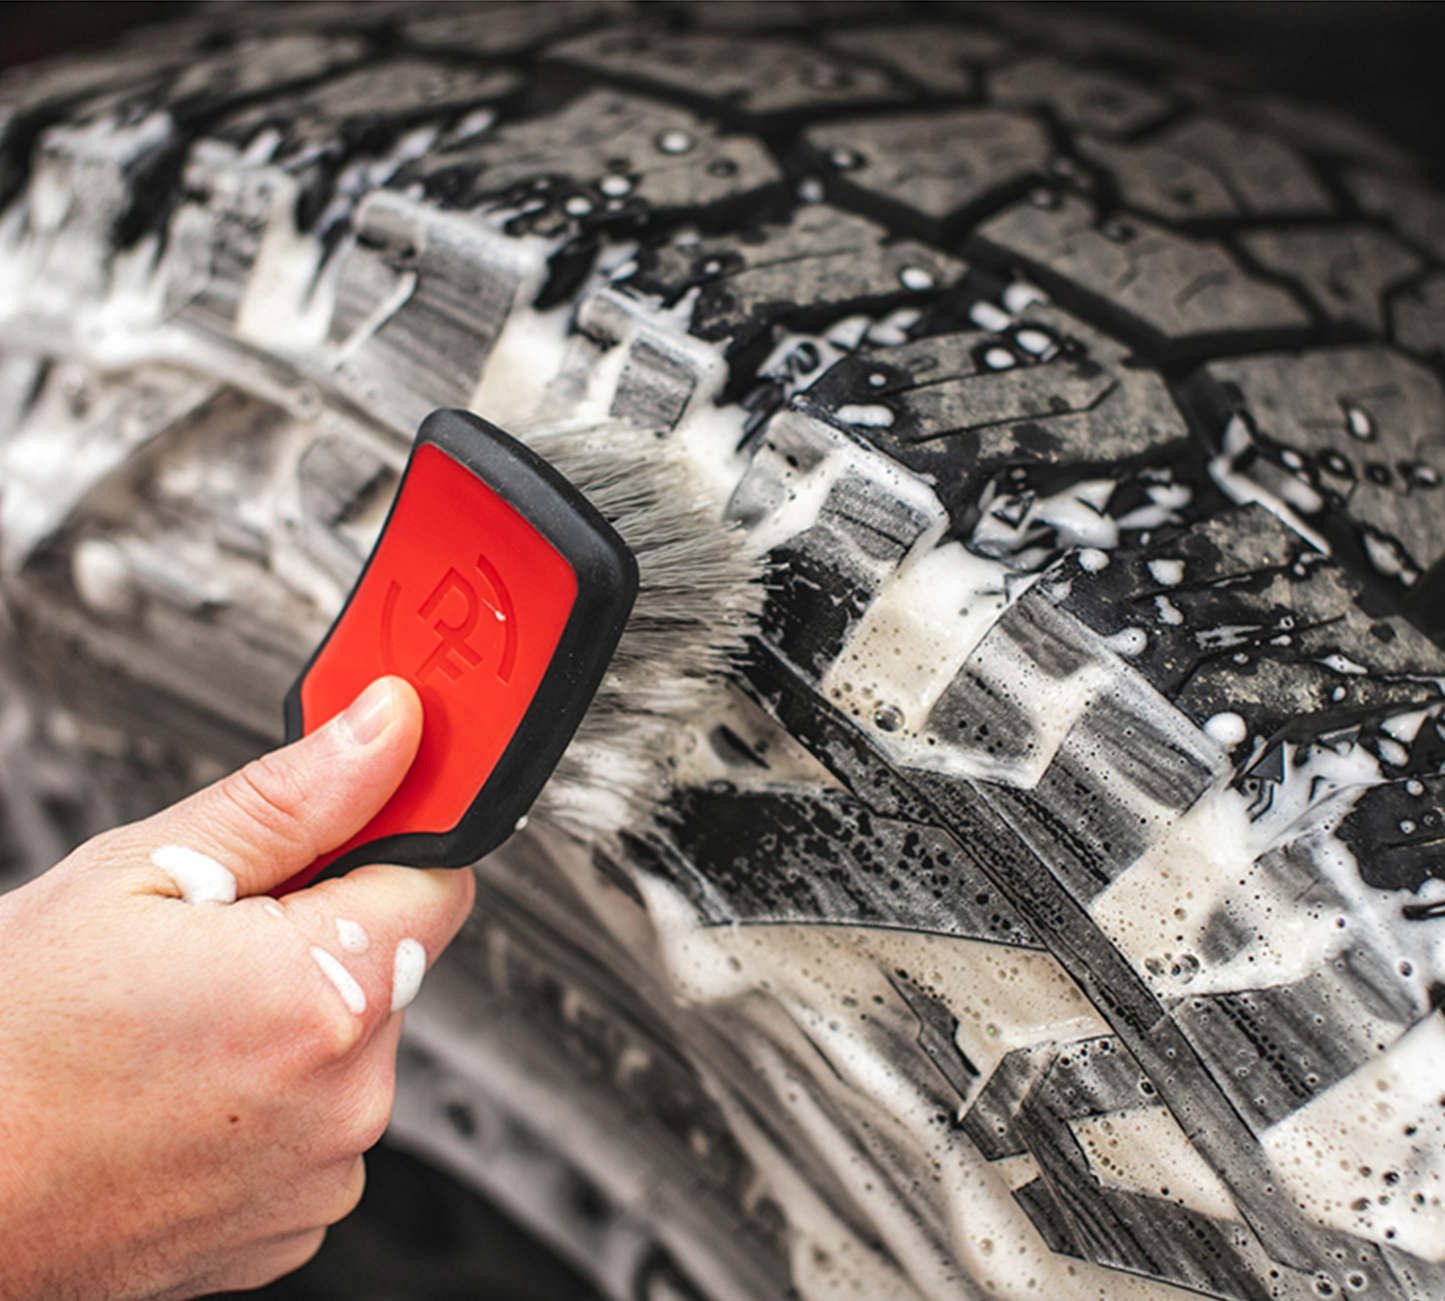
[{"left": 0, "top": 676, "right": 475, "bottom": 1301}]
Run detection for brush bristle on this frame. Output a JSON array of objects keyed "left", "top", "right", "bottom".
[{"left": 514, "top": 419, "right": 763, "bottom": 840}]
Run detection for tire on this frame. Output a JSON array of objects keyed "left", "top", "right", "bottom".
[{"left": 2, "top": 6, "right": 1444, "bottom": 1300}]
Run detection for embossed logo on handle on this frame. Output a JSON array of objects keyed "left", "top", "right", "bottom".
[{"left": 379, "top": 553, "right": 518, "bottom": 685}]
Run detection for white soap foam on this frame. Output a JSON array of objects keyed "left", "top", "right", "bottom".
[
  {"left": 1102, "top": 626, "right": 1147, "bottom": 657},
  {"left": 1147, "top": 558, "right": 1184, "bottom": 587},
  {"left": 232, "top": 169, "right": 334, "bottom": 352},
  {"left": 1203, "top": 711, "right": 1248, "bottom": 747},
  {"left": 310, "top": 947, "right": 366, "bottom": 1015},
  {"left": 1209, "top": 415, "right": 1330, "bottom": 553},
  {"left": 820, "top": 537, "right": 1016, "bottom": 763},
  {"left": 150, "top": 844, "right": 237, "bottom": 905},
  {"left": 971, "top": 477, "right": 1121, "bottom": 560},
  {"left": 1091, "top": 782, "right": 1340, "bottom": 999},
  {"left": 836, "top": 403, "right": 896, "bottom": 428},
  {"left": 1154, "top": 594, "right": 1184, "bottom": 626},
  {"left": 969, "top": 300, "right": 1012, "bottom": 332},
  {"left": 391, "top": 937, "right": 427, "bottom": 1013},
  {"left": 1070, "top": 1106, "right": 1241, "bottom": 1223},
  {"left": 1263, "top": 1012, "right": 1445, "bottom": 1261},
  {"left": 635, "top": 867, "right": 1186, "bottom": 1301},
  {"left": 335, "top": 917, "right": 370, "bottom": 954}
]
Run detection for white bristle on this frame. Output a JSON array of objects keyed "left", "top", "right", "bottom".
[{"left": 514, "top": 419, "right": 764, "bottom": 840}]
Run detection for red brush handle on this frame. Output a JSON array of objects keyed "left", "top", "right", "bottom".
[{"left": 277, "top": 411, "right": 636, "bottom": 891}]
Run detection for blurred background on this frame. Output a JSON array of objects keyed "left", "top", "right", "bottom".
[{"left": 0, "top": 2, "right": 1441, "bottom": 1298}]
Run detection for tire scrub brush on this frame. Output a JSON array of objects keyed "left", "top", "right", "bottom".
[{"left": 281, "top": 408, "right": 638, "bottom": 889}]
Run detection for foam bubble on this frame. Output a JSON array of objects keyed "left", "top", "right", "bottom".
[
  {"left": 1103, "top": 627, "right": 1147, "bottom": 657},
  {"left": 1203, "top": 712, "right": 1248, "bottom": 747},
  {"left": 1147, "top": 558, "right": 1184, "bottom": 587}
]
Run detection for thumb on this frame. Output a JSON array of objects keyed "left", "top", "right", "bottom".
[{"left": 122, "top": 677, "right": 423, "bottom": 898}]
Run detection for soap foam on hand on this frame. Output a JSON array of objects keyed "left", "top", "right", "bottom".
[
  {"left": 309, "top": 947, "right": 367, "bottom": 1015},
  {"left": 390, "top": 938, "right": 426, "bottom": 1013},
  {"left": 335, "top": 918, "right": 370, "bottom": 954},
  {"left": 151, "top": 845, "right": 237, "bottom": 905}
]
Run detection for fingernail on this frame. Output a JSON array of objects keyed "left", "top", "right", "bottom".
[{"left": 338, "top": 679, "right": 395, "bottom": 747}]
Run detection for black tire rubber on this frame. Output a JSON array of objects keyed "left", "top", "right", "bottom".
[{"left": 2, "top": 6, "right": 1444, "bottom": 1301}]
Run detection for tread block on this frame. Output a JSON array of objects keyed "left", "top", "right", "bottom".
[
  {"left": 1079, "top": 118, "right": 1332, "bottom": 223},
  {"left": 1170, "top": 947, "right": 1420, "bottom": 1133},
  {"left": 1188, "top": 346, "right": 1445, "bottom": 590},
  {"left": 920, "top": 589, "right": 1102, "bottom": 789},
  {"left": 1238, "top": 227, "right": 1421, "bottom": 334},
  {"left": 630, "top": 204, "right": 964, "bottom": 355},
  {"left": 609, "top": 337, "right": 697, "bottom": 432},
  {"left": 805, "top": 108, "right": 1051, "bottom": 237},
  {"left": 547, "top": 28, "right": 909, "bottom": 118},
  {"left": 733, "top": 406, "right": 948, "bottom": 677},
  {"left": 973, "top": 193, "right": 1311, "bottom": 353},
  {"left": 163, "top": 151, "right": 305, "bottom": 334},
  {"left": 822, "top": 22, "right": 1012, "bottom": 96},
  {"left": 323, "top": 191, "right": 547, "bottom": 434},
  {"left": 575, "top": 286, "right": 723, "bottom": 433},
  {"left": 962, "top": 1038, "right": 1279, "bottom": 1301},
  {"left": 802, "top": 301, "right": 1189, "bottom": 529},
  {"left": 1050, "top": 507, "right": 1445, "bottom": 746},
  {"left": 990, "top": 56, "right": 1174, "bottom": 139},
  {"left": 669, "top": 786, "right": 1041, "bottom": 945},
  {"left": 410, "top": 87, "right": 780, "bottom": 228},
  {"left": 762, "top": 465, "right": 940, "bottom": 677},
  {"left": 920, "top": 587, "right": 1224, "bottom": 900}
]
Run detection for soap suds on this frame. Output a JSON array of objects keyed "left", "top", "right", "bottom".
[
  {"left": 310, "top": 947, "right": 367, "bottom": 1015},
  {"left": 1263, "top": 1013, "right": 1445, "bottom": 1260},
  {"left": 391, "top": 937, "right": 426, "bottom": 1012},
  {"left": 1203, "top": 711, "right": 1248, "bottom": 747},
  {"left": 1070, "top": 1106, "right": 1241, "bottom": 1223},
  {"left": 151, "top": 844, "right": 237, "bottom": 905},
  {"left": 335, "top": 918, "right": 370, "bottom": 954}
]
